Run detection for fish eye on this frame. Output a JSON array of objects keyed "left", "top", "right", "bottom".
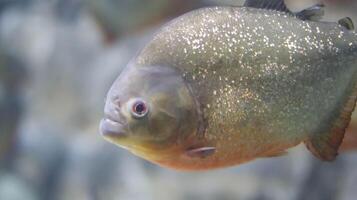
[{"left": 130, "top": 99, "right": 149, "bottom": 118}]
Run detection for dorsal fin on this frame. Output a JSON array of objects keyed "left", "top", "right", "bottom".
[
  {"left": 244, "top": 0, "right": 290, "bottom": 13},
  {"left": 295, "top": 4, "right": 324, "bottom": 21},
  {"left": 244, "top": 0, "right": 325, "bottom": 21}
]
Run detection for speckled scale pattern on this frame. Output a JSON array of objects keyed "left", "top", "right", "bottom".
[{"left": 136, "top": 7, "right": 357, "bottom": 166}]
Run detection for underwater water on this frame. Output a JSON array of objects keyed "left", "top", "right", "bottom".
[{"left": 1, "top": 0, "right": 357, "bottom": 200}]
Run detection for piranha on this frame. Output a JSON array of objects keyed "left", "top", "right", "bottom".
[{"left": 99, "top": 0, "right": 357, "bottom": 170}]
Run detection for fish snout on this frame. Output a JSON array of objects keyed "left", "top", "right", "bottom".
[
  {"left": 100, "top": 99, "right": 127, "bottom": 137},
  {"left": 99, "top": 118, "right": 126, "bottom": 137}
]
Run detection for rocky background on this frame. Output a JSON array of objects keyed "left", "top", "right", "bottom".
[{"left": 0, "top": 0, "right": 357, "bottom": 200}]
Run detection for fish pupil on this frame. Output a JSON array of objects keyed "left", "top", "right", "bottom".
[{"left": 133, "top": 101, "right": 146, "bottom": 115}]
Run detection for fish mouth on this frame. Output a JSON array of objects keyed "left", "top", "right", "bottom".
[
  {"left": 100, "top": 99, "right": 127, "bottom": 137},
  {"left": 99, "top": 116, "right": 126, "bottom": 138}
]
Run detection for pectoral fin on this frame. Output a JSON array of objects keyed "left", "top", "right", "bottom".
[
  {"left": 185, "top": 147, "right": 216, "bottom": 158},
  {"left": 305, "top": 76, "right": 357, "bottom": 161},
  {"left": 244, "top": 0, "right": 290, "bottom": 13}
]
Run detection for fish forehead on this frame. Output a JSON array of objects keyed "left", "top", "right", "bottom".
[{"left": 136, "top": 6, "right": 357, "bottom": 146}]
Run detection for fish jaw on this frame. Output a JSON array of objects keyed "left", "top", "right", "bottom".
[
  {"left": 99, "top": 118, "right": 126, "bottom": 138},
  {"left": 100, "top": 95, "right": 129, "bottom": 138}
]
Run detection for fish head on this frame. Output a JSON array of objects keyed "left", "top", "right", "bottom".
[{"left": 100, "top": 64, "right": 199, "bottom": 158}]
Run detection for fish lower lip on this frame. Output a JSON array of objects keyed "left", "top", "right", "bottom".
[{"left": 99, "top": 118, "right": 126, "bottom": 137}]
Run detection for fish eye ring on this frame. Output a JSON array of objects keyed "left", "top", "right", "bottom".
[{"left": 129, "top": 98, "right": 149, "bottom": 118}]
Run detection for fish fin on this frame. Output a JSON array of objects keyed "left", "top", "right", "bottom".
[
  {"left": 340, "top": 125, "right": 357, "bottom": 152},
  {"left": 338, "top": 17, "right": 355, "bottom": 31},
  {"left": 185, "top": 147, "right": 216, "bottom": 158},
  {"left": 243, "top": 0, "right": 290, "bottom": 13},
  {"left": 304, "top": 77, "right": 357, "bottom": 161},
  {"left": 295, "top": 4, "right": 325, "bottom": 21},
  {"left": 244, "top": 0, "right": 324, "bottom": 21},
  {"left": 263, "top": 150, "right": 288, "bottom": 158}
]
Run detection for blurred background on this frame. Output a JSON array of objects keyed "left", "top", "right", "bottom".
[{"left": 1, "top": 0, "right": 357, "bottom": 200}]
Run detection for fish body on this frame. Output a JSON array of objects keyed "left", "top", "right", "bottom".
[{"left": 100, "top": 5, "right": 357, "bottom": 170}]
